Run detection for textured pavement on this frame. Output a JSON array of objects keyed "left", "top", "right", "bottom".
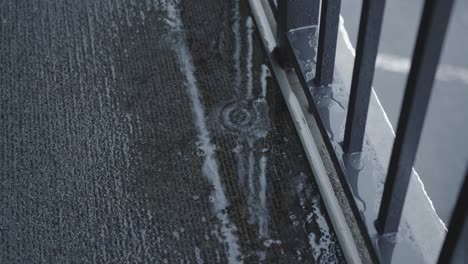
[{"left": 0, "top": 0, "right": 344, "bottom": 263}]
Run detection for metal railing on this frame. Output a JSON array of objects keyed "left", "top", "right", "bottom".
[{"left": 271, "top": 0, "right": 467, "bottom": 263}]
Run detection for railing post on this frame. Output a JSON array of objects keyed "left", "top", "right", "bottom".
[
  {"left": 315, "top": 0, "right": 342, "bottom": 86},
  {"left": 276, "top": 0, "right": 293, "bottom": 68},
  {"left": 276, "top": 0, "right": 320, "bottom": 69},
  {"left": 343, "top": 0, "right": 386, "bottom": 154},
  {"left": 437, "top": 168, "right": 468, "bottom": 264},
  {"left": 375, "top": 0, "right": 455, "bottom": 235}
]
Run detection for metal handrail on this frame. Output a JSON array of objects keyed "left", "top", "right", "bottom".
[{"left": 272, "top": 0, "right": 465, "bottom": 263}]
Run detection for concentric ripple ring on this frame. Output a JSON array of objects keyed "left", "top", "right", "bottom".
[{"left": 221, "top": 101, "right": 259, "bottom": 133}]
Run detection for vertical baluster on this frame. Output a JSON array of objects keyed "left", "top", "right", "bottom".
[
  {"left": 276, "top": 0, "right": 320, "bottom": 69},
  {"left": 315, "top": 0, "right": 341, "bottom": 86},
  {"left": 437, "top": 168, "right": 468, "bottom": 263},
  {"left": 276, "top": 0, "right": 292, "bottom": 68},
  {"left": 375, "top": 0, "right": 455, "bottom": 235},
  {"left": 343, "top": 0, "right": 386, "bottom": 154}
]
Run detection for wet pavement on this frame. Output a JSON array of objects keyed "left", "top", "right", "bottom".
[{"left": 0, "top": 0, "right": 345, "bottom": 263}]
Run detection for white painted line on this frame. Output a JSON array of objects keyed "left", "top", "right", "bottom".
[
  {"left": 289, "top": 24, "right": 318, "bottom": 33},
  {"left": 376, "top": 53, "right": 468, "bottom": 86}
]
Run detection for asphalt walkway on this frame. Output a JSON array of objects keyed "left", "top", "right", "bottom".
[{"left": 0, "top": 0, "right": 344, "bottom": 263}]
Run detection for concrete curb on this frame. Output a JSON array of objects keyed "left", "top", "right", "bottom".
[{"left": 248, "top": 1, "right": 364, "bottom": 263}]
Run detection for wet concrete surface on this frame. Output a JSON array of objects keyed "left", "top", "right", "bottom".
[{"left": 0, "top": 0, "right": 344, "bottom": 263}]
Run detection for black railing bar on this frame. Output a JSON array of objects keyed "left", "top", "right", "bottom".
[
  {"left": 375, "top": 0, "right": 455, "bottom": 235},
  {"left": 275, "top": 0, "right": 321, "bottom": 68},
  {"left": 437, "top": 168, "right": 468, "bottom": 263},
  {"left": 315, "top": 0, "right": 341, "bottom": 86},
  {"left": 343, "top": 0, "right": 386, "bottom": 154},
  {"left": 278, "top": 36, "right": 315, "bottom": 112},
  {"left": 275, "top": 0, "right": 293, "bottom": 69}
]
